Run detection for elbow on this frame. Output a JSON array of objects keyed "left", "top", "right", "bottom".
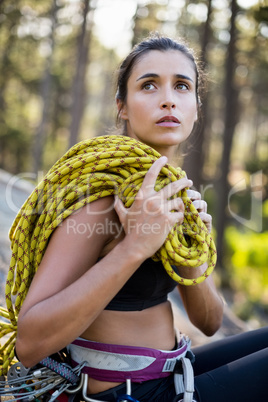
[
  {"left": 204, "top": 311, "right": 223, "bottom": 337},
  {"left": 199, "top": 298, "right": 224, "bottom": 337},
  {"left": 16, "top": 336, "right": 47, "bottom": 369},
  {"left": 201, "top": 320, "right": 222, "bottom": 337},
  {"left": 16, "top": 321, "right": 43, "bottom": 368},
  {"left": 15, "top": 337, "right": 37, "bottom": 369},
  {"left": 191, "top": 308, "right": 223, "bottom": 337}
]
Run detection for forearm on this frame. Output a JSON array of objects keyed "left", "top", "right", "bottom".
[
  {"left": 16, "top": 240, "right": 144, "bottom": 367},
  {"left": 177, "top": 263, "right": 224, "bottom": 336}
]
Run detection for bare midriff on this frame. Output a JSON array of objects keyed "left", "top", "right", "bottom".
[{"left": 80, "top": 300, "right": 176, "bottom": 395}]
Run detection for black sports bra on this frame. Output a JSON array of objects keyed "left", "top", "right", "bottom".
[{"left": 104, "top": 258, "right": 178, "bottom": 311}]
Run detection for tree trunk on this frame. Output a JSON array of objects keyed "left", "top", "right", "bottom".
[
  {"left": 182, "top": 0, "right": 213, "bottom": 191},
  {"left": 215, "top": 0, "right": 239, "bottom": 270},
  {"left": 0, "top": 3, "right": 20, "bottom": 171},
  {"left": 32, "top": 0, "right": 58, "bottom": 172},
  {"left": 68, "top": 0, "right": 94, "bottom": 148}
]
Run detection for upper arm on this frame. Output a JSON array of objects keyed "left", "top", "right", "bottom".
[{"left": 19, "top": 196, "right": 118, "bottom": 315}]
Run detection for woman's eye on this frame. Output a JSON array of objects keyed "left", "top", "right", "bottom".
[
  {"left": 142, "top": 82, "right": 155, "bottom": 90},
  {"left": 176, "top": 82, "right": 189, "bottom": 90}
]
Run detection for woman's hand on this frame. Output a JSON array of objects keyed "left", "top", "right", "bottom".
[
  {"left": 187, "top": 188, "right": 212, "bottom": 233},
  {"left": 114, "top": 156, "right": 193, "bottom": 259}
]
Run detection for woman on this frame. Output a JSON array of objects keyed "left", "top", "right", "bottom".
[{"left": 15, "top": 34, "right": 267, "bottom": 402}]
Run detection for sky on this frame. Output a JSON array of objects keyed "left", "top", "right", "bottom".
[{"left": 93, "top": 0, "right": 138, "bottom": 56}]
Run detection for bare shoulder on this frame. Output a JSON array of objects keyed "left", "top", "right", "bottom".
[
  {"left": 19, "top": 196, "right": 120, "bottom": 312},
  {"left": 46, "top": 195, "right": 119, "bottom": 262},
  {"left": 64, "top": 195, "right": 117, "bottom": 228}
]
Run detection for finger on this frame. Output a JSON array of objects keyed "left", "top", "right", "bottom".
[
  {"left": 167, "top": 197, "right": 185, "bottom": 214},
  {"left": 169, "top": 211, "right": 185, "bottom": 227},
  {"left": 187, "top": 189, "right": 201, "bottom": 201},
  {"left": 192, "top": 200, "right": 207, "bottom": 213},
  {"left": 114, "top": 195, "right": 127, "bottom": 222},
  {"left": 161, "top": 178, "right": 193, "bottom": 200},
  {"left": 199, "top": 212, "right": 212, "bottom": 233},
  {"left": 199, "top": 212, "right": 212, "bottom": 222},
  {"left": 139, "top": 156, "right": 168, "bottom": 195}
]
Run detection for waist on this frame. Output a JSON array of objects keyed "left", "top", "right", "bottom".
[
  {"left": 68, "top": 335, "right": 191, "bottom": 383},
  {"left": 77, "top": 302, "right": 176, "bottom": 393},
  {"left": 81, "top": 301, "right": 175, "bottom": 348}
]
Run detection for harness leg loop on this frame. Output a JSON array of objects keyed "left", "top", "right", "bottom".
[
  {"left": 174, "top": 356, "right": 196, "bottom": 402},
  {"left": 82, "top": 374, "right": 106, "bottom": 402},
  {"left": 82, "top": 375, "right": 137, "bottom": 402}
]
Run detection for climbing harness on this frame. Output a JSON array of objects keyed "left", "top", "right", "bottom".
[
  {"left": 68, "top": 336, "right": 192, "bottom": 382},
  {"left": 0, "top": 134, "right": 216, "bottom": 376},
  {"left": 1, "top": 365, "right": 196, "bottom": 402},
  {"left": 69, "top": 336, "right": 195, "bottom": 402},
  {"left": 81, "top": 375, "right": 135, "bottom": 402}
]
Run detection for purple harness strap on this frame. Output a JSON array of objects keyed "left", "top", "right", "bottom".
[{"left": 68, "top": 336, "right": 191, "bottom": 383}]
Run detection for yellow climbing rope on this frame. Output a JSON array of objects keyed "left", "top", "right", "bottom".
[{"left": 0, "top": 135, "right": 217, "bottom": 374}]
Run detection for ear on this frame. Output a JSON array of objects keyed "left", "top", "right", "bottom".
[{"left": 116, "top": 98, "right": 128, "bottom": 121}]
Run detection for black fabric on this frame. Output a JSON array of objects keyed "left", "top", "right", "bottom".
[
  {"left": 193, "top": 326, "right": 268, "bottom": 402},
  {"left": 87, "top": 375, "right": 188, "bottom": 402},
  {"left": 104, "top": 258, "right": 178, "bottom": 311},
  {"left": 86, "top": 327, "right": 268, "bottom": 402}
]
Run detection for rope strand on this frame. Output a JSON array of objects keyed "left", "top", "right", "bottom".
[{"left": 0, "top": 135, "right": 216, "bottom": 375}]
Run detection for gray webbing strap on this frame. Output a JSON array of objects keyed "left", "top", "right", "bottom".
[{"left": 174, "top": 356, "right": 195, "bottom": 402}]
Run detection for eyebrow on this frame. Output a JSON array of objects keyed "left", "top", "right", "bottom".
[{"left": 136, "top": 73, "right": 194, "bottom": 83}]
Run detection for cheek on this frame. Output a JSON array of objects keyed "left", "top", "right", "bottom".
[
  {"left": 128, "top": 97, "right": 148, "bottom": 121},
  {"left": 186, "top": 100, "right": 198, "bottom": 122}
]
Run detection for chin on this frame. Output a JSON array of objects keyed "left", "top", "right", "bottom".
[{"left": 159, "top": 133, "right": 185, "bottom": 146}]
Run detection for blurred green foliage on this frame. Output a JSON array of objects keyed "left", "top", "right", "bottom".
[{"left": 225, "top": 217, "right": 268, "bottom": 324}]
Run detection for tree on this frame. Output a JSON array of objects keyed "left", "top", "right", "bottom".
[
  {"left": 0, "top": 0, "right": 26, "bottom": 172},
  {"left": 182, "top": 0, "right": 213, "bottom": 191},
  {"left": 132, "top": 1, "right": 170, "bottom": 46},
  {"left": 215, "top": 0, "right": 239, "bottom": 269},
  {"left": 68, "top": 0, "right": 94, "bottom": 148},
  {"left": 32, "top": 0, "right": 58, "bottom": 172}
]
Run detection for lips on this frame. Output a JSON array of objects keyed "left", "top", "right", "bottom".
[{"left": 156, "top": 115, "right": 181, "bottom": 126}]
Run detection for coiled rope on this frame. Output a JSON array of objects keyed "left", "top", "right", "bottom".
[{"left": 0, "top": 135, "right": 216, "bottom": 375}]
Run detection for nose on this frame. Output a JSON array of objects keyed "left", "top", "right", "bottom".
[
  {"left": 161, "top": 101, "right": 175, "bottom": 109},
  {"left": 160, "top": 88, "right": 176, "bottom": 109}
]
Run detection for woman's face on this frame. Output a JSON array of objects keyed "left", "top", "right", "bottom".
[{"left": 118, "top": 50, "right": 198, "bottom": 156}]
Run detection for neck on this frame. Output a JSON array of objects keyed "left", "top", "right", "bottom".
[
  {"left": 153, "top": 145, "right": 178, "bottom": 166},
  {"left": 124, "top": 131, "right": 179, "bottom": 166}
]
